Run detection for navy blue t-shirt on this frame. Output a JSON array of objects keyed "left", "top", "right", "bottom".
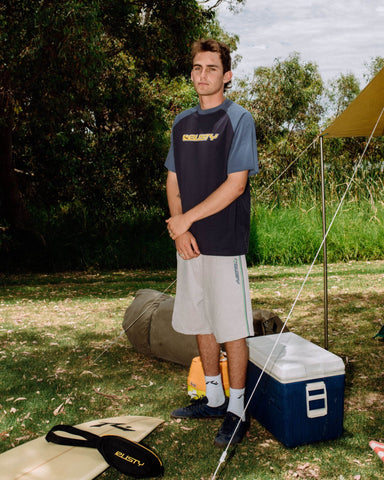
[{"left": 165, "top": 99, "right": 258, "bottom": 256}]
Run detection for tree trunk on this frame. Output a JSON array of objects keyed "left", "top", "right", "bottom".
[{"left": 0, "top": 89, "right": 29, "bottom": 229}]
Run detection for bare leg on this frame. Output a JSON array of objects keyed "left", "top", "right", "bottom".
[
  {"left": 196, "top": 333, "right": 226, "bottom": 406},
  {"left": 170, "top": 332, "right": 227, "bottom": 417},
  {"left": 224, "top": 338, "right": 249, "bottom": 389},
  {"left": 197, "top": 333, "right": 220, "bottom": 376},
  {"left": 214, "top": 338, "right": 250, "bottom": 446}
]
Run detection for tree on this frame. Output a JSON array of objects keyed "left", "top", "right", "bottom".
[
  {"left": 0, "top": 1, "right": 105, "bottom": 229},
  {"left": 199, "top": 0, "right": 246, "bottom": 12},
  {"left": 327, "top": 73, "right": 360, "bottom": 118},
  {"left": 364, "top": 56, "right": 384, "bottom": 82},
  {"left": 229, "top": 53, "right": 324, "bottom": 206},
  {"left": 0, "top": 0, "right": 239, "bottom": 269},
  {"left": 233, "top": 53, "right": 323, "bottom": 145}
]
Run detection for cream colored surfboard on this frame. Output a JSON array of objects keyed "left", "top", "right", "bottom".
[{"left": 0, "top": 415, "right": 164, "bottom": 480}]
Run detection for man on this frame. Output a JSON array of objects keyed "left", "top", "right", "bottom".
[{"left": 165, "top": 39, "right": 258, "bottom": 447}]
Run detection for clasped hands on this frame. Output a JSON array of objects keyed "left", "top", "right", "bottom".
[
  {"left": 166, "top": 213, "right": 191, "bottom": 240},
  {"left": 166, "top": 214, "right": 200, "bottom": 260}
]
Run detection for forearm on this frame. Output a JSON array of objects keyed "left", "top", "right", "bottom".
[
  {"left": 166, "top": 170, "right": 200, "bottom": 258},
  {"left": 166, "top": 171, "right": 183, "bottom": 216},
  {"left": 166, "top": 170, "right": 249, "bottom": 240}
]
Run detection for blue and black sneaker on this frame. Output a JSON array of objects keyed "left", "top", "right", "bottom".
[
  {"left": 214, "top": 411, "right": 250, "bottom": 447},
  {"left": 171, "top": 396, "right": 228, "bottom": 419}
]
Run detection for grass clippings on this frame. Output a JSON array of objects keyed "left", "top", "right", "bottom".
[{"left": 0, "top": 261, "right": 383, "bottom": 479}]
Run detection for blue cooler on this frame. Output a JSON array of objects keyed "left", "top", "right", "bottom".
[{"left": 245, "top": 332, "right": 345, "bottom": 448}]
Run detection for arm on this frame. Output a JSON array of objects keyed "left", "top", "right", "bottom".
[
  {"left": 166, "top": 170, "right": 182, "bottom": 217},
  {"left": 166, "top": 170, "right": 249, "bottom": 240},
  {"left": 166, "top": 171, "right": 200, "bottom": 259}
]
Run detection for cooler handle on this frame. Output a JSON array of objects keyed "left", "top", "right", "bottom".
[{"left": 306, "top": 381, "right": 328, "bottom": 418}]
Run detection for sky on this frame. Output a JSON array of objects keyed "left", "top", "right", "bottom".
[{"left": 216, "top": 0, "right": 384, "bottom": 87}]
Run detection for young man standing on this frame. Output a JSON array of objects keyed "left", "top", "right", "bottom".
[{"left": 165, "top": 39, "right": 258, "bottom": 447}]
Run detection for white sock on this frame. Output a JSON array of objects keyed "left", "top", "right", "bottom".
[
  {"left": 228, "top": 387, "right": 246, "bottom": 420},
  {"left": 205, "top": 374, "right": 225, "bottom": 407}
]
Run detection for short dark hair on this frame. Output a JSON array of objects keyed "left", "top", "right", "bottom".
[{"left": 191, "top": 39, "right": 232, "bottom": 91}]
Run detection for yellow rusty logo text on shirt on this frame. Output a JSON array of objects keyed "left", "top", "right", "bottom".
[{"left": 182, "top": 133, "right": 219, "bottom": 142}]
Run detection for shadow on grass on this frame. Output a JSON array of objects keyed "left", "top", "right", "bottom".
[{"left": 0, "top": 272, "right": 177, "bottom": 302}]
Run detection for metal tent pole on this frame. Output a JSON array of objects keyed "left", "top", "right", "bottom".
[{"left": 320, "top": 136, "right": 328, "bottom": 350}]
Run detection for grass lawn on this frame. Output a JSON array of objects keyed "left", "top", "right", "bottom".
[{"left": 1, "top": 261, "right": 383, "bottom": 479}]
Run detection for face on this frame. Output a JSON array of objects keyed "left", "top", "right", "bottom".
[{"left": 191, "top": 51, "right": 232, "bottom": 98}]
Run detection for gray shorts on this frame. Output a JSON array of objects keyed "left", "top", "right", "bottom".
[{"left": 172, "top": 253, "right": 254, "bottom": 344}]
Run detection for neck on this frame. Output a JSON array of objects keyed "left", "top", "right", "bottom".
[{"left": 199, "top": 93, "right": 226, "bottom": 110}]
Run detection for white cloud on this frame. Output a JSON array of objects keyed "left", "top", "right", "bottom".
[{"left": 217, "top": 0, "right": 384, "bottom": 85}]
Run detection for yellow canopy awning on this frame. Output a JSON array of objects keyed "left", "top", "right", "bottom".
[{"left": 322, "top": 66, "right": 384, "bottom": 138}]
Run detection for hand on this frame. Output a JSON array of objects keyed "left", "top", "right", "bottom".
[
  {"left": 166, "top": 214, "right": 192, "bottom": 240},
  {"left": 175, "top": 232, "right": 200, "bottom": 260}
]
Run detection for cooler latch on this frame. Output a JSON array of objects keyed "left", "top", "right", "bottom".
[{"left": 306, "top": 381, "right": 328, "bottom": 418}]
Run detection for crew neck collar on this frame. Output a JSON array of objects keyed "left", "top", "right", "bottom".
[{"left": 197, "top": 98, "right": 230, "bottom": 114}]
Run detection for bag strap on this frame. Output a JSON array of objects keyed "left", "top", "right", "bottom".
[
  {"left": 46, "top": 425, "right": 164, "bottom": 478},
  {"left": 46, "top": 425, "right": 101, "bottom": 449}
]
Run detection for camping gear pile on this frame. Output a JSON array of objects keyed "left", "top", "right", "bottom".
[{"left": 123, "top": 289, "right": 288, "bottom": 366}]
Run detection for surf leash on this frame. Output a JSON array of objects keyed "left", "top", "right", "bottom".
[{"left": 46, "top": 424, "right": 164, "bottom": 478}]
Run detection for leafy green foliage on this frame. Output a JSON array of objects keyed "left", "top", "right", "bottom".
[
  {"left": 327, "top": 73, "right": 361, "bottom": 117},
  {"left": 230, "top": 53, "right": 325, "bottom": 208},
  {"left": 0, "top": 0, "right": 233, "bottom": 269},
  {"left": 364, "top": 55, "right": 384, "bottom": 82},
  {"left": 231, "top": 53, "right": 324, "bottom": 144},
  {"left": 1, "top": 1, "right": 384, "bottom": 271}
]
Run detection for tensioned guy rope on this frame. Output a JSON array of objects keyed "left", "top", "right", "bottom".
[{"left": 211, "top": 107, "right": 384, "bottom": 480}]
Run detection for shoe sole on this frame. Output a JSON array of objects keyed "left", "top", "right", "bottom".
[
  {"left": 214, "top": 436, "right": 245, "bottom": 447},
  {"left": 214, "top": 419, "right": 250, "bottom": 447}
]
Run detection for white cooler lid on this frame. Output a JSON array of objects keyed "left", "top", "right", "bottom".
[{"left": 247, "top": 332, "right": 345, "bottom": 383}]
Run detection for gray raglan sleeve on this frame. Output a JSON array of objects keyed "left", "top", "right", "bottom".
[{"left": 227, "top": 111, "right": 259, "bottom": 176}]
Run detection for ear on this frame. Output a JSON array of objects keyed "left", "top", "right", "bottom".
[{"left": 223, "top": 70, "right": 233, "bottom": 84}]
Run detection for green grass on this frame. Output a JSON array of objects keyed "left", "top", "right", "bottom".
[
  {"left": 1, "top": 263, "right": 383, "bottom": 479},
  {"left": 249, "top": 201, "right": 384, "bottom": 265},
  {"left": 3, "top": 200, "right": 384, "bottom": 272}
]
